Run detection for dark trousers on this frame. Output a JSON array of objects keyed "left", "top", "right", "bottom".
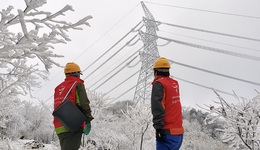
[
  {"left": 57, "top": 128, "right": 83, "bottom": 150},
  {"left": 157, "top": 134, "right": 183, "bottom": 150}
]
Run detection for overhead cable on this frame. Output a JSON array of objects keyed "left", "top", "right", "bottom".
[
  {"left": 108, "top": 71, "right": 247, "bottom": 104},
  {"left": 127, "top": 59, "right": 141, "bottom": 68},
  {"left": 87, "top": 47, "right": 141, "bottom": 88},
  {"left": 171, "top": 76, "right": 246, "bottom": 99},
  {"left": 43, "top": 94, "right": 54, "bottom": 104},
  {"left": 143, "top": 1, "right": 260, "bottom": 20},
  {"left": 151, "top": 20, "right": 260, "bottom": 42},
  {"left": 90, "top": 53, "right": 140, "bottom": 90},
  {"left": 83, "top": 34, "right": 139, "bottom": 81},
  {"left": 107, "top": 84, "right": 137, "bottom": 105},
  {"left": 73, "top": 2, "right": 141, "bottom": 61},
  {"left": 106, "top": 69, "right": 147, "bottom": 104},
  {"left": 106, "top": 69, "right": 140, "bottom": 95},
  {"left": 104, "top": 53, "right": 255, "bottom": 104},
  {"left": 92, "top": 55, "right": 139, "bottom": 91},
  {"left": 168, "top": 59, "right": 260, "bottom": 86},
  {"left": 108, "top": 68, "right": 154, "bottom": 104},
  {"left": 144, "top": 52, "right": 260, "bottom": 87},
  {"left": 157, "top": 40, "right": 171, "bottom": 47},
  {"left": 107, "top": 72, "right": 248, "bottom": 105},
  {"left": 81, "top": 21, "right": 142, "bottom": 74},
  {"left": 160, "top": 35, "right": 260, "bottom": 61},
  {"left": 142, "top": 32, "right": 260, "bottom": 62},
  {"left": 160, "top": 30, "right": 260, "bottom": 52}
]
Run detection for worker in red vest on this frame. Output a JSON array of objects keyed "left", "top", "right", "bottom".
[
  {"left": 54, "top": 62, "right": 94, "bottom": 150},
  {"left": 151, "top": 58, "right": 184, "bottom": 150}
]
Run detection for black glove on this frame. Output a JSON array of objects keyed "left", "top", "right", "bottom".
[{"left": 156, "top": 129, "right": 165, "bottom": 142}]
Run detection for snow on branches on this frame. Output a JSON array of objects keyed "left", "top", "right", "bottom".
[
  {"left": 121, "top": 103, "right": 154, "bottom": 150},
  {"left": 0, "top": 1, "right": 92, "bottom": 98},
  {"left": 204, "top": 90, "right": 260, "bottom": 150}
]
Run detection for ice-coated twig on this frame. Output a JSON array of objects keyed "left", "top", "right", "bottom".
[{"left": 0, "top": 1, "right": 92, "bottom": 99}]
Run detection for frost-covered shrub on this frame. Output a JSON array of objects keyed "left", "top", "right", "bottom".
[
  {"left": 121, "top": 103, "right": 155, "bottom": 150},
  {"left": 205, "top": 90, "right": 260, "bottom": 150},
  {"left": 182, "top": 119, "right": 230, "bottom": 150},
  {"left": 107, "top": 100, "right": 134, "bottom": 115},
  {"left": 0, "top": 98, "right": 54, "bottom": 143}
]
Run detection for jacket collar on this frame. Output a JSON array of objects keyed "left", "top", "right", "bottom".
[
  {"left": 152, "top": 75, "right": 166, "bottom": 85},
  {"left": 65, "top": 76, "right": 84, "bottom": 83}
]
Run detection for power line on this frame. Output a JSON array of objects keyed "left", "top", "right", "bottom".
[
  {"left": 93, "top": 55, "right": 139, "bottom": 91},
  {"left": 144, "top": 52, "right": 260, "bottom": 86},
  {"left": 89, "top": 48, "right": 141, "bottom": 88},
  {"left": 89, "top": 51, "right": 140, "bottom": 90},
  {"left": 81, "top": 21, "right": 142, "bottom": 74},
  {"left": 153, "top": 20, "right": 260, "bottom": 42},
  {"left": 106, "top": 70, "right": 148, "bottom": 104},
  {"left": 147, "top": 52, "right": 260, "bottom": 86},
  {"left": 87, "top": 50, "right": 258, "bottom": 104},
  {"left": 107, "top": 84, "right": 137, "bottom": 105},
  {"left": 108, "top": 68, "right": 155, "bottom": 104},
  {"left": 148, "top": 33, "right": 260, "bottom": 62},
  {"left": 143, "top": 1, "right": 260, "bottom": 20},
  {"left": 73, "top": 2, "right": 141, "bottom": 62},
  {"left": 83, "top": 34, "right": 139, "bottom": 81},
  {"left": 107, "top": 70, "right": 248, "bottom": 105},
  {"left": 148, "top": 53, "right": 260, "bottom": 86},
  {"left": 86, "top": 45, "right": 141, "bottom": 86},
  {"left": 43, "top": 94, "right": 54, "bottom": 104},
  {"left": 159, "top": 30, "right": 260, "bottom": 52},
  {"left": 125, "top": 52, "right": 249, "bottom": 99},
  {"left": 106, "top": 68, "right": 140, "bottom": 95},
  {"left": 171, "top": 76, "right": 246, "bottom": 99},
  {"left": 168, "top": 59, "right": 260, "bottom": 86}
]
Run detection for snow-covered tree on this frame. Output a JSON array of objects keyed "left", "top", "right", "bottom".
[
  {"left": 0, "top": 0, "right": 92, "bottom": 99},
  {"left": 80, "top": 90, "right": 155, "bottom": 150},
  {"left": 121, "top": 103, "right": 154, "bottom": 150},
  {"left": 0, "top": 89, "right": 232, "bottom": 149},
  {"left": 0, "top": 0, "right": 92, "bottom": 141},
  {"left": 82, "top": 91, "right": 126, "bottom": 149},
  {"left": 204, "top": 90, "right": 260, "bottom": 150},
  {"left": 182, "top": 119, "right": 230, "bottom": 150},
  {"left": 0, "top": 97, "right": 53, "bottom": 143}
]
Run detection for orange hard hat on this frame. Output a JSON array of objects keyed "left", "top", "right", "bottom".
[
  {"left": 153, "top": 57, "right": 171, "bottom": 71},
  {"left": 64, "top": 62, "right": 82, "bottom": 74}
]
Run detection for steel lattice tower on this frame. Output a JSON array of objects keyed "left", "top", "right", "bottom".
[{"left": 133, "top": 2, "right": 160, "bottom": 104}]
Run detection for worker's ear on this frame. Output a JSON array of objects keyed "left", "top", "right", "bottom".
[
  {"left": 76, "top": 72, "right": 80, "bottom": 78},
  {"left": 154, "top": 70, "right": 157, "bottom": 77}
]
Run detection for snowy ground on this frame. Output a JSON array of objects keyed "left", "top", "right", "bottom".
[{"left": 0, "top": 139, "right": 59, "bottom": 150}]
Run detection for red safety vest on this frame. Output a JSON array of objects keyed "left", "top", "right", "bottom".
[
  {"left": 155, "top": 76, "right": 184, "bottom": 134},
  {"left": 53, "top": 76, "right": 85, "bottom": 129}
]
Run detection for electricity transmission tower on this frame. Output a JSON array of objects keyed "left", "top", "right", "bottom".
[{"left": 133, "top": 1, "right": 160, "bottom": 104}]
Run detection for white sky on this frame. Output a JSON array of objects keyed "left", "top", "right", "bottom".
[{"left": 2, "top": 0, "right": 260, "bottom": 110}]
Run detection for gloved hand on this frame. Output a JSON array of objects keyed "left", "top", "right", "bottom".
[
  {"left": 84, "top": 122, "right": 91, "bottom": 135},
  {"left": 156, "top": 129, "right": 165, "bottom": 142}
]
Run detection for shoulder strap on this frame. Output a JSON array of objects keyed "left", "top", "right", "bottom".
[{"left": 62, "top": 81, "right": 77, "bottom": 103}]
